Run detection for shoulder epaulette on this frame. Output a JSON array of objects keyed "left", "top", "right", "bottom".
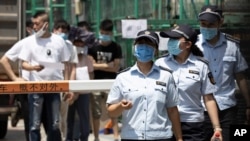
[
  {"left": 196, "top": 56, "right": 209, "bottom": 65},
  {"left": 117, "top": 67, "right": 131, "bottom": 74},
  {"left": 225, "top": 34, "right": 240, "bottom": 44},
  {"left": 159, "top": 66, "right": 173, "bottom": 73}
]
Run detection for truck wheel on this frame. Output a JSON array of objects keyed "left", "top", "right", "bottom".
[{"left": 0, "top": 120, "right": 8, "bottom": 139}]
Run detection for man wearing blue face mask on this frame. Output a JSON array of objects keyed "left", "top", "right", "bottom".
[
  {"left": 106, "top": 30, "right": 183, "bottom": 141},
  {"left": 88, "top": 19, "right": 122, "bottom": 141},
  {"left": 196, "top": 5, "right": 250, "bottom": 141}
]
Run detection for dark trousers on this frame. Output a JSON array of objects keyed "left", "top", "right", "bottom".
[
  {"left": 66, "top": 94, "right": 90, "bottom": 141},
  {"left": 204, "top": 106, "right": 237, "bottom": 141},
  {"left": 15, "top": 94, "right": 29, "bottom": 141},
  {"left": 171, "top": 122, "right": 205, "bottom": 141}
]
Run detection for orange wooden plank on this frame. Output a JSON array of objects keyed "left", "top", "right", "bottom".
[{"left": 0, "top": 80, "right": 69, "bottom": 94}]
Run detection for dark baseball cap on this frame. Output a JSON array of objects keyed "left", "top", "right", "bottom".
[
  {"left": 135, "top": 30, "right": 159, "bottom": 47},
  {"left": 160, "top": 24, "right": 198, "bottom": 44},
  {"left": 69, "top": 26, "right": 96, "bottom": 46},
  {"left": 198, "top": 5, "right": 223, "bottom": 23}
]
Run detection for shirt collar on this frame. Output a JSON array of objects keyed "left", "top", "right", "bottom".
[
  {"left": 166, "top": 53, "right": 196, "bottom": 65},
  {"left": 131, "top": 62, "right": 160, "bottom": 76}
]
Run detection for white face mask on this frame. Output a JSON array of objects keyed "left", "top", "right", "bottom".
[
  {"left": 35, "top": 23, "right": 47, "bottom": 38},
  {"left": 76, "top": 46, "right": 88, "bottom": 55},
  {"left": 76, "top": 47, "right": 84, "bottom": 54}
]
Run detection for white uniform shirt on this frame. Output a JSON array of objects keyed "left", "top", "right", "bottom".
[
  {"left": 107, "top": 64, "right": 178, "bottom": 140},
  {"left": 155, "top": 53, "right": 217, "bottom": 122},
  {"left": 196, "top": 33, "right": 248, "bottom": 110},
  {"left": 5, "top": 37, "right": 30, "bottom": 80},
  {"left": 18, "top": 34, "right": 70, "bottom": 81}
]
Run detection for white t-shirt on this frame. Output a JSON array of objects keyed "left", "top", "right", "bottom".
[
  {"left": 18, "top": 34, "right": 71, "bottom": 81},
  {"left": 5, "top": 37, "right": 30, "bottom": 80},
  {"left": 65, "top": 40, "right": 78, "bottom": 64}
]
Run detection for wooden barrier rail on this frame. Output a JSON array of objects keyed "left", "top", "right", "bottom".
[{"left": 0, "top": 79, "right": 115, "bottom": 94}]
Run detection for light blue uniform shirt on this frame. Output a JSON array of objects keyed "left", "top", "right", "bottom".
[
  {"left": 155, "top": 54, "right": 216, "bottom": 122},
  {"left": 107, "top": 63, "right": 178, "bottom": 140},
  {"left": 196, "top": 33, "right": 248, "bottom": 110}
]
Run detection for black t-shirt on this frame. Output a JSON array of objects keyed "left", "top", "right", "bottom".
[{"left": 88, "top": 41, "right": 122, "bottom": 79}]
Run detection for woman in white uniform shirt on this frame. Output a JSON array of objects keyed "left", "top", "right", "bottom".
[
  {"left": 106, "top": 30, "right": 183, "bottom": 141},
  {"left": 155, "top": 25, "right": 222, "bottom": 141}
]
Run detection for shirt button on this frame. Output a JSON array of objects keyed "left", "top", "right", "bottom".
[
  {"left": 144, "top": 97, "right": 146, "bottom": 100},
  {"left": 214, "top": 58, "right": 216, "bottom": 61},
  {"left": 144, "top": 109, "right": 146, "bottom": 111},
  {"left": 142, "top": 121, "right": 144, "bottom": 123}
]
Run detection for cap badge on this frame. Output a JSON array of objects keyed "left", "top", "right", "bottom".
[
  {"left": 144, "top": 31, "right": 150, "bottom": 35},
  {"left": 205, "top": 8, "right": 212, "bottom": 12}
]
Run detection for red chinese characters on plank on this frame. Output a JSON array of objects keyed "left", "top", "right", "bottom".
[{"left": 0, "top": 81, "right": 69, "bottom": 94}]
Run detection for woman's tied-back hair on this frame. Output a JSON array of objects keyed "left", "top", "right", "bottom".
[{"left": 191, "top": 44, "right": 204, "bottom": 57}]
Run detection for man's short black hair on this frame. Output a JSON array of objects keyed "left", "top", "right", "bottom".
[
  {"left": 100, "top": 19, "right": 113, "bottom": 31},
  {"left": 32, "top": 11, "right": 49, "bottom": 22},
  {"left": 26, "top": 18, "right": 33, "bottom": 28},
  {"left": 77, "top": 21, "right": 91, "bottom": 31},
  {"left": 53, "top": 19, "right": 70, "bottom": 31}
]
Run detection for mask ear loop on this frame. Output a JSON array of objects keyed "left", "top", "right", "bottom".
[{"left": 41, "top": 22, "right": 48, "bottom": 31}]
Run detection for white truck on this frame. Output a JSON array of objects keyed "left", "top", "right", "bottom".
[{"left": 0, "top": 0, "right": 25, "bottom": 138}]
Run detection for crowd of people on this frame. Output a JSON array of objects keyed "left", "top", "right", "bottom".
[{"left": 0, "top": 4, "right": 249, "bottom": 141}]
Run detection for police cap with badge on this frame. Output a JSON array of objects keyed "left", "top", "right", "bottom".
[
  {"left": 198, "top": 5, "right": 223, "bottom": 23},
  {"left": 160, "top": 24, "right": 198, "bottom": 45},
  {"left": 134, "top": 30, "right": 159, "bottom": 48}
]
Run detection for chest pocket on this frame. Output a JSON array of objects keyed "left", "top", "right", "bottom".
[
  {"left": 223, "top": 56, "right": 236, "bottom": 62},
  {"left": 223, "top": 56, "right": 236, "bottom": 72},
  {"left": 122, "top": 88, "right": 139, "bottom": 101},
  {"left": 154, "top": 85, "right": 167, "bottom": 103},
  {"left": 186, "top": 74, "right": 200, "bottom": 81},
  {"left": 186, "top": 73, "right": 200, "bottom": 82}
]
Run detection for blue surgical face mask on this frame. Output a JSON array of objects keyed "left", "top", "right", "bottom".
[
  {"left": 99, "top": 34, "right": 111, "bottom": 42},
  {"left": 200, "top": 27, "right": 218, "bottom": 40},
  {"left": 58, "top": 33, "right": 68, "bottom": 40},
  {"left": 134, "top": 44, "right": 155, "bottom": 62},
  {"left": 167, "top": 39, "right": 182, "bottom": 55}
]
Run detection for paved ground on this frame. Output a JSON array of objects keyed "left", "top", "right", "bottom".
[{"left": 1, "top": 119, "right": 115, "bottom": 141}]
